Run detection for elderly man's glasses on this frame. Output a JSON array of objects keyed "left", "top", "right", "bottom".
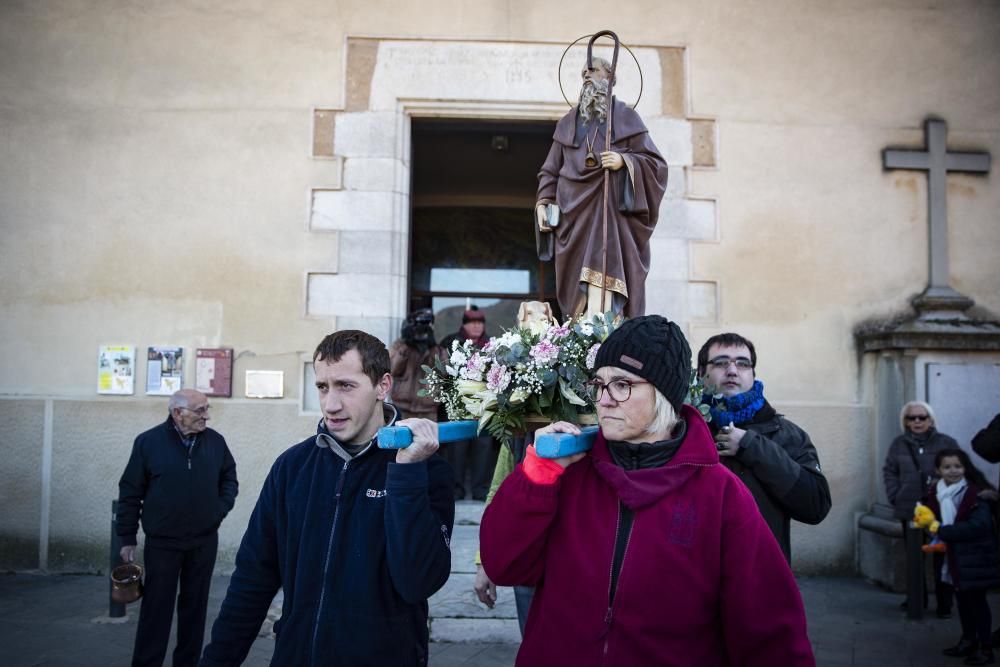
[
  {"left": 181, "top": 405, "right": 211, "bottom": 416},
  {"left": 905, "top": 415, "right": 929, "bottom": 422},
  {"left": 585, "top": 379, "right": 648, "bottom": 403},
  {"left": 707, "top": 356, "right": 754, "bottom": 371}
]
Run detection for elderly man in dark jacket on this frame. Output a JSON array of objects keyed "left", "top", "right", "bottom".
[
  {"left": 698, "top": 332, "right": 831, "bottom": 561},
  {"left": 118, "top": 388, "right": 238, "bottom": 667}
]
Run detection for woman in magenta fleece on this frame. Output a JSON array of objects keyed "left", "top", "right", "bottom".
[{"left": 480, "top": 315, "right": 814, "bottom": 666}]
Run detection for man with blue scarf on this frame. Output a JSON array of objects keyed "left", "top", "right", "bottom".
[{"left": 698, "top": 333, "right": 831, "bottom": 561}]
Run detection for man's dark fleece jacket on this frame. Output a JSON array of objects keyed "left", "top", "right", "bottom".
[
  {"left": 200, "top": 409, "right": 455, "bottom": 667},
  {"left": 716, "top": 401, "right": 831, "bottom": 561},
  {"left": 118, "top": 416, "right": 238, "bottom": 550}
]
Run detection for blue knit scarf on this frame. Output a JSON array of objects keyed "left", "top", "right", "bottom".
[{"left": 702, "top": 380, "right": 766, "bottom": 427}]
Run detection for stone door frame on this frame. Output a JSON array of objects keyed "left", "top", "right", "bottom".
[{"left": 305, "top": 36, "right": 718, "bottom": 344}]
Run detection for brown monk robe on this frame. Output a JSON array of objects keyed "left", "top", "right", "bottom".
[{"left": 536, "top": 97, "right": 668, "bottom": 319}]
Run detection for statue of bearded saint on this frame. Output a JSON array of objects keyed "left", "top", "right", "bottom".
[{"left": 535, "top": 56, "right": 668, "bottom": 320}]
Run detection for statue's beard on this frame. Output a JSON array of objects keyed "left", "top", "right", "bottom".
[{"left": 578, "top": 79, "right": 609, "bottom": 124}]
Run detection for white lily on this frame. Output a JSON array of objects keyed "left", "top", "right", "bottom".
[
  {"left": 509, "top": 387, "right": 530, "bottom": 405},
  {"left": 456, "top": 379, "right": 487, "bottom": 396},
  {"left": 474, "top": 390, "right": 499, "bottom": 412},
  {"left": 478, "top": 407, "right": 496, "bottom": 435},
  {"left": 558, "top": 378, "right": 587, "bottom": 406},
  {"left": 462, "top": 396, "right": 483, "bottom": 417}
]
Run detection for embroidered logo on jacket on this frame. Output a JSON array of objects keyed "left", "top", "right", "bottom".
[
  {"left": 668, "top": 500, "right": 697, "bottom": 547},
  {"left": 365, "top": 488, "right": 387, "bottom": 498}
]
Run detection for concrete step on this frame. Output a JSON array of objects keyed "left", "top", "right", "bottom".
[{"left": 430, "top": 501, "right": 521, "bottom": 644}]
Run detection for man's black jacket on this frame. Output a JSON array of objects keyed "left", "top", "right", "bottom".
[{"left": 117, "top": 415, "right": 238, "bottom": 549}]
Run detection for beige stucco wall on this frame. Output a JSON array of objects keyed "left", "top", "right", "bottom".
[{"left": 1, "top": 1, "right": 997, "bottom": 573}]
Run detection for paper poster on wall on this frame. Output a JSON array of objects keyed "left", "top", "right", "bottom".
[
  {"left": 146, "top": 346, "right": 184, "bottom": 395},
  {"left": 98, "top": 346, "right": 135, "bottom": 395},
  {"left": 196, "top": 348, "right": 233, "bottom": 397},
  {"left": 246, "top": 370, "right": 284, "bottom": 398}
]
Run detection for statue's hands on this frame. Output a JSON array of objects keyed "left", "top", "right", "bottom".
[
  {"left": 601, "top": 151, "right": 625, "bottom": 171},
  {"left": 536, "top": 204, "right": 551, "bottom": 232}
]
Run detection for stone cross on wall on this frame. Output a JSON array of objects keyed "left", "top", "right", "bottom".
[{"left": 882, "top": 119, "right": 991, "bottom": 316}]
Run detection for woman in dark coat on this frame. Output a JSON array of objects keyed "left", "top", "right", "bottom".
[{"left": 883, "top": 400, "right": 959, "bottom": 616}]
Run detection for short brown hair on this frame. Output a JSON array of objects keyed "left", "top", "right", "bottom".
[{"left": 313, "top": 330, "right": 390, "bottom": 386}]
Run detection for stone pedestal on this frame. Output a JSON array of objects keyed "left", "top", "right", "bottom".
[{"left": 857, "top": 503, "right": 905, "bottom": 591}]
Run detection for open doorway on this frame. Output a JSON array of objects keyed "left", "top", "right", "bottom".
[{"left": 409, "top": 118, "right": 558, "bottom": 341}]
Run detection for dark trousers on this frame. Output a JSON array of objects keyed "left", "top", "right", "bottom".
[
  {"left": 132, "top": 535, "right": 218, "bottom": 667},
  {"left": 933, "top": 552, "right": 953, "bottom": 614},
  {"left": 445, "top": 436, "right": 499, "bottom": 499},
  {"left": 957, "top": 588, "right": 993, "bottom": 647}
]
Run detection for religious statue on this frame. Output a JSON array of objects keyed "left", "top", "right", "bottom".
[{"left": 536, "top": 34, "right": 668, "bottom": 320}]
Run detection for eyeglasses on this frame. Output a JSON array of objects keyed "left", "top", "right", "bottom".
[
  {"left": 181, "top": 405, "right": 211, "bottom": 416},
  {"left": 905, "top": 415, "right": 929, "bottom": 422},
  {"left": 707, "top": 356, "right": 754, "bottom": 371},
  {"left": 585, "top": 379, "right": 648, "bottom": 403}
]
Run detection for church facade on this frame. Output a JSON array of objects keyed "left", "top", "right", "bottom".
[{"left": 1, "top": 1, "right": 998, "bottom": 574}]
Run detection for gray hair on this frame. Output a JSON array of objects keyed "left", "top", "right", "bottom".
[
  {"left": 645, "top": 388, "right": 679, "bottom": 438},
  {"left": 168, "top": 389, "right": 202, "bottom": 412},
  {"left": 899, "top": 400, "right": 936, "bottom": 432}
]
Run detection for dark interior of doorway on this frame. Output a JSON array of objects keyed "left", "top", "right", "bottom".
[{"left": 409, "top": 117, "right": 559, "bottom": 341}]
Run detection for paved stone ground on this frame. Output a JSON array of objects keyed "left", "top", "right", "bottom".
[
  {"left": 4, "top": 570, "right": 999, "bottom": 666},
  {"left": 3, "top": 499, "right": 998, "bottom": 666}
]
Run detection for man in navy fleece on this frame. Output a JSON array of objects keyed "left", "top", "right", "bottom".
[{"left": 200, "top": 330, "right": 454, "bottom": 666}]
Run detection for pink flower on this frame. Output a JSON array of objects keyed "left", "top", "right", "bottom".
[
  {"left": 461, "top": 353, "right": 486, "bottom": 380},
  {"left": 486, "top": 364, "right": 512, "bottom": 392},
  {"left": 530, "top": 340, "right": 560, "bottom": 365},
  {"left": 546, "top": 326, "right": 570, "bottom": 340},
  {"left": 586, "top": 343, "right": 601, "bottom": 370}
]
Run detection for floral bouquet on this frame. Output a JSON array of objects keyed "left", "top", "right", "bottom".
[{"left": 420, "top": 313, "right": 620, "bottom": 446}]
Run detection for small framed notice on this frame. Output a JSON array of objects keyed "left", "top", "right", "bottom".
[
  {"left": 196, "top": 348, "right": 233, "bottom": 397},
  {"left": 147, "top": 346, "right": 184, "bottom": 395},
  {"left": 246, "top": 370, "right": 284, "bottom": 398},
  {"left": 98, "top": 346, "right": 135, "bottom": 395}
]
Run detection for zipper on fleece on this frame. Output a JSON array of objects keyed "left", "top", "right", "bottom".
[
  {"left": 310, "top": 459, "right": 349, "bottom": 665},
  {"left": 602, "top": 501, "right": 635, "bottom": 662}
]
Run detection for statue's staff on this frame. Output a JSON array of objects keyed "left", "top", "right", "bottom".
[{"left": 586, "top": 30, "right": 620, "bottom": 314}]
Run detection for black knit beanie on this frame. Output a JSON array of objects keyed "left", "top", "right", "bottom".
[{"left": 593, "top": 315, "right": 692, "bottom": 411}]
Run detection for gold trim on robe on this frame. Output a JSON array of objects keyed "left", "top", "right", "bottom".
[{"left": 580, "top": 267, "right": 628, "bottom": 297}]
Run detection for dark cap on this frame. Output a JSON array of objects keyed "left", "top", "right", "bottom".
[
  {"left": 462, "top": 305, "right": 485, "bottom": 324},
  {"left": 593, "top": 315, "right": 692, "bottom": 411}
]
